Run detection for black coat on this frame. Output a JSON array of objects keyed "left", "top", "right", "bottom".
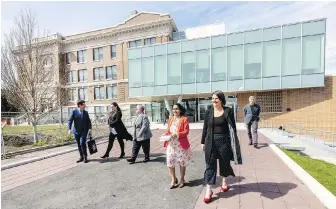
[
  {"left": 108, "top": 111, "right": 133, "bottom": 141},
  {"left": 201, "top": 106, "right": 243, "bottom": 165}
]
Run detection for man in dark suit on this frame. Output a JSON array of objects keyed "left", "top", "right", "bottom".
[
  {"left": 68, "top": 100, "right": 92, "bottom": 163},
  {"left": 244, "top": 96, "right": 261, "bottom": 148}
]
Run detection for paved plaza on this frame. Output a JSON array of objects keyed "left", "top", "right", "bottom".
[{"left": 1, "top": 129, "right": 327, "bottom": 209}]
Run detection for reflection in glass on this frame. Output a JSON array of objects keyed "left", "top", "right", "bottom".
[
  {"left": 167, "top": 54, "right": 180, "bottom": 85},
  {"left": 263, "top": 40, "right": 281, "bottom": 77},
  {"left": 282, "top": 38, "right": 301, "bottom": 76},
  {"left": 302, "top": 35, "right": 323, "bottom": 74},
  {"left": 211, "top": 48, "right": 226, "bottom": 81},
  {"left": 129, "top": 59, "right": 141, "bottom": 87},
  {"left": 196, "top": 50, "right": 210, "bottom": 82},
  {"left": 182, "top": 52, "right": 195, "bottom": 84},
  {"left": 244, "top": 43, "right": 261, "bottom": 79},
  {"left": 142, "top": 57, "right": 154, "bottom": 86},
  {"left": 228, "top": 45, "right": 244, "bottom": 80},
  {"left": 154, "top": 55, "right": 167, "bottom": 85}
]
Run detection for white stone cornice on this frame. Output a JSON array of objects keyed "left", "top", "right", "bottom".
[
  {"left": 62, "top": 79, "right": 129, "bottom": 88},
  {"left": 62, "top": 19, "right": 174, "bottom": 46}
]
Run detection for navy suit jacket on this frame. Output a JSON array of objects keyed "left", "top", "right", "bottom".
[{"left": 68, "top": 109, "right": 92, "bottom": 135}]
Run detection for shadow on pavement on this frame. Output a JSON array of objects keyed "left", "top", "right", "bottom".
[
  {"left": 211, "top": 182, "right": 297, "bottom": 201},
  {"left": 254, "top": 143, "right": 269, "bottom": 149},
  {"left": 187, "top": 176, "right": 245, "bottom": 188}
]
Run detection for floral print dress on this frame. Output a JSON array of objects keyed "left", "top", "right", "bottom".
[{"left": 166, "top": 117, "right": 193, "bottom": 167}]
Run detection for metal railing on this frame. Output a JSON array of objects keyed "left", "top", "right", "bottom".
[{"left": 260, "top": 118, "right": 335, "bottom": 148}]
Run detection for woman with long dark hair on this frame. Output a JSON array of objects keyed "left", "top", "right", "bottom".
[
  {"left": 163, "top": 103, "right": 192, "bottom": 189},
  {"left": 101, "top": 102, "right": 133, "bottom": 159},
  {"left": 201, "top": 90, "right": 242, "bottom": 203}
]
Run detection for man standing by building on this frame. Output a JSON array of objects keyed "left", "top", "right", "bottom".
[
  {"left": 163, "top": 108, "right": 169, "bottom": 125},
  {"left": 127, "top": 104, "right": 152, "bottom": 164},
  {"left": 244, "top": 96, "right": 261, "bottom": 148},
  {"left": 68, "top": 100, "right": 92, "bottom": 163}
]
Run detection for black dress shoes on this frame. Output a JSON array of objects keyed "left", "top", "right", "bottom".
[
  {"left": 84, "top": 157, "right": 88, "bottom": 163},
  {"left": 143, "top": 158, "right": 150, "bottom": 163},
  {"left": 76, "top": 158, "right": 84, "bottom": 163},
  {"left": 119, "top": 153, "right": 125, "bottom": 159},
  {"left": 127, "top": 158, "right": 135, "bottom": 164}
]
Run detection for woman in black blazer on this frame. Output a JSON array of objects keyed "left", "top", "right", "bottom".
[
  {"left": 101, "top": 102, "right": 133, "bottom": 159},
  {"left": 201, "top": 90, "right": 242, "bottom": 203}
]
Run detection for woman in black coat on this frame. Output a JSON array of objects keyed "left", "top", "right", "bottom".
[
  {"left": 201, "top": 90, "right": 242, "bottom": 203},
  {"left": 101, "top": 102, "right": 133, "bottom": 159}
]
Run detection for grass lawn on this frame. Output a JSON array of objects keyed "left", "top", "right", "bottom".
[
  {"left": 281, "top": 148, "right": 336, "bottom": 196},
  {"left": 2, "top": 124, "right": 109, "bottom": 153},
  {"left": 2, "top": 125, "right": 67, "bottom": 135}
]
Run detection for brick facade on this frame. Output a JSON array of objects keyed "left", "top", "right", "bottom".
[{"left": 237, "top": 76, "right": 336, "bottom": 140}]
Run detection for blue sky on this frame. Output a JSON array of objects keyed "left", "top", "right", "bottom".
[{"left": 2, "top": 1, "right": 336, "bottom": 75}]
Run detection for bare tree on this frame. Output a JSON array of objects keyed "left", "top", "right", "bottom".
[{"left": 1, "top": 8, "right": 66, "bottom": 143}]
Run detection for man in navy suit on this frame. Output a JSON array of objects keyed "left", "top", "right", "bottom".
[{"left": 68, "top": 100, "right": 92, "bottom": 163}]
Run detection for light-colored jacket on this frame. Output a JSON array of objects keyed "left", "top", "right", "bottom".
[{"left": 133, "top": 113, "right": 152, "bottom": 141}]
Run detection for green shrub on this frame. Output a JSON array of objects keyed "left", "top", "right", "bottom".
[{"left": 34, "top": 141, "right": 48, "bottom": 146}]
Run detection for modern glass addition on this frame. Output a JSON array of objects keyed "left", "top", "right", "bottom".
[{"left": 128, "top": 19, "right": 326, "bottom": 97}]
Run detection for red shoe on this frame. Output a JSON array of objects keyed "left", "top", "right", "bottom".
[
  {"left": 220, "top": 186, "right": 230, "bottom": 192},
  {"left": 203, "top": 191, "right": 213, "bottom": 204}
]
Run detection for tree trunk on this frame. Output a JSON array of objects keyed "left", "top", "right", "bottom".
[{"left": 33, "top": 123, "right": 38, "bottom": 143}]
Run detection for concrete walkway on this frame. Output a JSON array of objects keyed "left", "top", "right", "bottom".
[
  {"left": 259, "top": 128, "right": 336, "bottom": 165},
  {"left": 1, "top": 129, "right": 327, "bottom": 209}
]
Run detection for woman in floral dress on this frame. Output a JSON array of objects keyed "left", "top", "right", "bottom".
[{"left": 163, "top": 103, "right": 192, "bottom": 189}]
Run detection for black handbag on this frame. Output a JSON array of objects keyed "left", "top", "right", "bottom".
[{"left": 87, "top": 133, "right": 98, "bottom": 155}]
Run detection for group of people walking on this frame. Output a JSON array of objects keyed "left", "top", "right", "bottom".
[{"left": 67, "top": 90, "right": 261, "bottom": 204}]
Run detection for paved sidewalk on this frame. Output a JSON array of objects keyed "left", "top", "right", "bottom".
[
  {"left": 193, "top": 132, "right": 326, "bottom": 209},
  {"left": 1, "top": 129, "right": 327, "bottom": 209}
]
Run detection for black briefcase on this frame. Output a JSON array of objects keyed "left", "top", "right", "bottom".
[{"left": 87, "top": 133, "right": 98, "bottom": 155}]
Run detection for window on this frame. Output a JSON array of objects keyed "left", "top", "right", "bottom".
[
  {"left": 211, "top": 48, "right": 226, "bottom": 81},
  {"left": 78, "top": 69, "right": 88, "bottom": 82},
  {"left": 107, "top": 85, "right": 117, "bottom": 99},
  {"left": 106, "top": 65, "right": 117, "bottom": 80},
  {"left": 94, "top": 106, "right": 106, "bottom": 115},
  {"left": 167, "top": 54, "right": 180, "bottom": 85},
  {"left": 182, "top": 52, "right": 195, "bottom": 84},
  {"left": 256, "top": 91, "right": 282, "bottom": 113},
  {"left": 129, "top": 59, "right": 141, "bottom": 87},
  {"left": 129, "top": 40, "right": 141, "bottom": 48},
  {"left": 244, "top": 43, "right": 261, "bottom": 79},
  {"left": 111, "top": 45, "right": 116, "bottom": 59},
  {"left": 93, "top": 67, "right": 104, "bottom": 81},
  {"left": 144, "top": 37, "right": 156, "bottom": 46},
  {"left": 78, "top": 88, "right": 88, "bottom": 101},
  {"left": 282, "top": 38, "right": 301, "bottom": 76},
  {"left": 68, "top": 71, "right": 77, "bottom": 83},
  {"left": 68, "top": 89, "right": 77, "bottom": 101},
  {"left": 77, "top": 50, "right": 87, "bottom": 63},
  {"left": 44, "top": 56, "right": 52, "bottom": 66},
  {"left": 228, "top": 45, "right": 244, "bottom": 80},
  {"left": 142, "top": 57, "right": 154, "bottom": 86},
  {"left": 263, "top": 40, "right": 281, "bottom": 77},
  {"left": 154, "top": 55, "right": 167, "bottom": 85},
  {"left": 93, "top": 47, "right": 103, "bottom": 61},
  {"left": 66, "top": 53, "right": 71, "bottom": 64},
  {"left": 302, "top": 35, "right": 324, "bottom": 74},
  {"left": 196, "top": 50, "right": 210, "bottom": 82},
  {"left": 94, "top": 87, "right": 105, "bottom": 100}
]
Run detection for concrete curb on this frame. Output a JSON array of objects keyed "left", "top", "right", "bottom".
[
  {"left": 269, "top": 144, "right": 336, "bottom": 209},
  {"left": 1, "top": 140, "right": 108, "bottom": 171}
]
